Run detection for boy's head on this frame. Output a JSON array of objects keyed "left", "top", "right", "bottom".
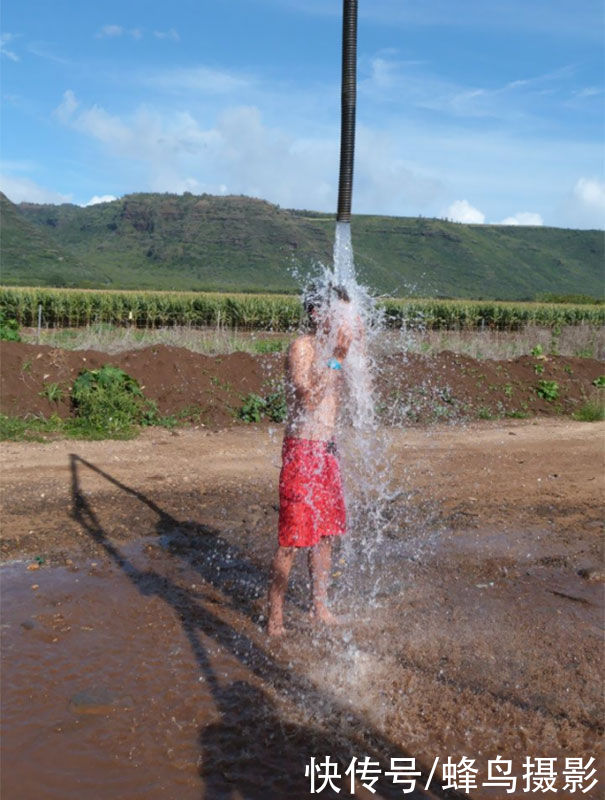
[{"left": 303, "top": 282, "right": 350, "bottom": 330}]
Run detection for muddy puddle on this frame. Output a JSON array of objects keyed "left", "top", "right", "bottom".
[{"left": 2, "top": 521, "right": 603, "bottom": 800}]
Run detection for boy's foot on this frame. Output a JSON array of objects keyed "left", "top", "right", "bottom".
[{"left": 311, "top": 606, "right": 341, "bottom": 626}]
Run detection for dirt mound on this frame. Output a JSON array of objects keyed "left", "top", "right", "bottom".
[
  {"left": 0, "top": 342, "right": 282, "bottom": 426},
  {"left": 1, "top": 340, "right": 602, "bottom": 426},
  {"left": 377, "top": 350, "right": 603, "bottom": 422}
]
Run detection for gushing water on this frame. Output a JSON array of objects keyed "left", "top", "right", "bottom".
[{"left": 298, "top": 221, "right": 397, "bottom": 606}]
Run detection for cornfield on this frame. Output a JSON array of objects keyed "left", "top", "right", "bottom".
[{"left": 1, "top": 287, "right": 603, "bottom": 331}]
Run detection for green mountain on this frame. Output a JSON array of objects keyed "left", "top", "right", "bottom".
[
  {"left": 2, "top": 191, "right": 603, "bottom": 299},
  {"left": 0, "top": 192, "right": 99, "bottom": 286}
]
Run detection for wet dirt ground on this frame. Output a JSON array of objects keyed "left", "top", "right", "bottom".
[{"left": 1, "top": 420, "right": 604, "bottom": 799}]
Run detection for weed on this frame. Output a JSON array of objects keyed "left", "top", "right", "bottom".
[
  {"left": 71, "top": 364, "right": 159, "bottom": 436},
  {"left": 175, "top": 404, "right": 206, "bottom": 425},
  {"left": 238, "top": 394, "right": 266, "bottom": 423},
  {"left": 21, "top": 359, "right": 32, "bottom": 373},
  {"left": 530, "top": 344, "right": 543, "bottom": 356},
  {"left": 549, "top": 325, "right": 562, "bottom": 356},
  {"left": 437, "top": 387, "right": 454, "bottom": 404},
  {"left": 0, "top": 413, "right": 64, "bottom": 442},
  {"left": 264, "top": 388, "right": 287, "bottom": 422},
  {"left": 477, "top": 406, "right": 493, "bottom": 419},
  {"left": 534, "top": 363, "right": 544, "bottom": 375},
  {"left": 592, "top": 376, "right": 605, "bottom": 389},
  {"left": 253, "top": 339, "right": 285, "bottom": 354},
  {"left": 0, "top": 310, "right": 20, "bottom": 342},
  {"left": 503, "top": 383, "right": 514, "bottom": 398},
  {"left": 573, "top": 399, "right": 605, "bottom": 422},
  {"left": 536, "top": 380, "right": 559, "bottom": 402},
  {"left": 563, "top": 365, "right": 573, "bottom": 375},
  {"left": 238, "top": 385, "right": 287, "bottom": 423},
  {"left": 39, "top": 382, "right": 64, "bottom": 404}
]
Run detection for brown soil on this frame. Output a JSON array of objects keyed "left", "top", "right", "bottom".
[
  {"left": 1, "top": 340, "right": 602, "bottom": 426},
  {"left": 2, "top": 332, "right": 604, "bottom": 798},
  {"left": 1, "top": 422, "right": 603, "bottom": 798}
]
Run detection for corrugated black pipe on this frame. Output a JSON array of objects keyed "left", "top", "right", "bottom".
[{"left": 336, "top": 0, "right": 357, "bottom": 223}]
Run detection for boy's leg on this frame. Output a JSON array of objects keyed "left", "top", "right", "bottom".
[
  {"left": 308, "top": 536, "right": 337, "bottom": 624},
  {"left": 267, "top": 545, "right": 296, "bottom": 636}
]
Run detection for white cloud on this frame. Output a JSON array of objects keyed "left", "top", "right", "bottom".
[
  {"left": 1, "top": 33, "right": 19, "bottom": 62},
  {"left": 573, "top": 177, "right": 605, "bottom": 211},
  {"left": 96, "top": 25, "right": 142, "bottom": 40},
  {"left": 53, "top": 93, "right": 443, "bottom": 213},
  {"left": 496, "top": 212, "right": 544, "bottom": 226},
  {"left": 54, "top": 89, "right": 79, "bottom": 122},
  {"left": 445, "top": 199, "right": 485, "bottom": 224},
  {"left": 154, "top": 29, "right": 180, "bottom": 42},
  {"left": 0, "top": 174, "right": 72, "bottom": 204},
  {"left": 83, "top": 194, "right": 117, "bottom": 206},
  {"left": 96, "top": 25, "right": 124, "bottom": 38},
  {"left": 143, "top": 66, "right": 251, "bottom": 94},
  {"left": 559, "top": 177, "right": 605, "bottom": 229}
]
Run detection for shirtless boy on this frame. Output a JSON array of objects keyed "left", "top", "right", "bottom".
[{"left": 267, "top": 284, "right": 355, "bottom": 636}]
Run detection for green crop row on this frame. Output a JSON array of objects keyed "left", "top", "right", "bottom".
[
  {"left": 381, "top": 298, "right": 605, "bottom": 329},
  {"left": 1, "top": 287, "right": 604, "bottom": 331},
  {"left": 0, "top": 287, "right": 303, "bottom": 330}
]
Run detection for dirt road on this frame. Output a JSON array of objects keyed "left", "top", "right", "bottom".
[
  {"left": 1, "top": 418, "right": 603, "bottom": 561},
  {"left": 2, "top": 419, "right": 603, "bottom": 799}
]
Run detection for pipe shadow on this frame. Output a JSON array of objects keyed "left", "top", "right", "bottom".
[{"left": 69, "top": 453, "right": 468, "bottom": 800}]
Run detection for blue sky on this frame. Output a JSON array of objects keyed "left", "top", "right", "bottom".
[{"left": 1, "top": 0, "right": 603, "bottom": 228}]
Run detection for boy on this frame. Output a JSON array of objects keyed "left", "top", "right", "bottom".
[{"left": 267, "top": 284, "right": 354, "bottom": 636}]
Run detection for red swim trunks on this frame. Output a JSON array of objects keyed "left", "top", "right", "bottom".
[{"left": 278, "top": 437, "right": 346, "bottom": 547}]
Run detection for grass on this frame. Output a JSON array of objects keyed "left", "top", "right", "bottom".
[
  {"left": 373, "top": 324, "right": 605, "bottom": 360},
  {"left": 0, "top": 413, "right": 65, "bottom": 442},
  {"left": 573, "top": 399, "right": 605, "bottom": 422},
  {"left": 18, "top": 321, "right": 605, "bottom": 360},
  {"left": 0, "top": 364, "right": 179, "bottom": 442},
  {"left": 21, "top": 323, "right": 293, "bottom": 356}
]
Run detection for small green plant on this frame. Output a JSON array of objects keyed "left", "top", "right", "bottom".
[
  {"left": 39, "top": 382, "right": 64, "bottom": 404},
  {"left": 0, "top": 310, "right": 21, "bottom": 342},
  {"left": 437, "top": 387, "right": 454, "bottom": 404},
  {"left": 549, "top": 325, "right": 561, "bottom": 356},
  {"left": 238, "top": 393, "right": 266, "bottom": 423},
  {"left": 534, "top": 363, "right": 544, "bottom": 375},
  {"left": 530, "top": 344, "right": 543, "bottom": 357},
  {"left": 536, "top": 380, "right": 559, "bottom": 402},
  {"left": 238, "top": 385, "right": 287, "bottom": 423},
  {"left": 592, "top": 376, "right": 605, "bottom": 389},
  {"left": 0, "top": 413, "right": 64, "bottom": 442},
  {"left": 477, "top": 406, "right": 493, "bottom": 420},
  {"left": 264, "top": 388, "right": 287, "bottom": 422},
  {"left": 563, "top": 365, "right": 573, "bottom": 375},
  {"left": 253, "top": 339, "right": 285, "bottom": 354},
  {"left": 21, "top": 358, "right": 32, "bottom": 373},
  {"left": 175, "top": 404, "right": 206, "bottom": 425},
  {"left": 71, "top": 364, "right": 159, "bottom": 436},
  {"left": 503, "top": 383, "right": 513, "bottom": 398},
  {"left": 573, "top": 399, "right": 605, "bottom": 422}
]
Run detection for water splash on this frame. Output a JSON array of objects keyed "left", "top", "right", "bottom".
[{"left": 294, "top": 222, "right": 398, "bottom": 607}]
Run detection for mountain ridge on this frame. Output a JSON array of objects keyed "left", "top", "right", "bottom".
[{"left": 1, "top": 191, "right": 602, "bottom": 300}]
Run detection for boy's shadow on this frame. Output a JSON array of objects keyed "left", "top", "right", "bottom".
[{"left": 69, "top": 454, "right": 466, "bottom": 800}]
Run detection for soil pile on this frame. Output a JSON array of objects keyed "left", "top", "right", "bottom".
[
  {"left": 0, "top": 341, "right": 282, "bottom": 426},
  {"left": 1, "top": 340, "right": 602, "bottom": 426}
]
